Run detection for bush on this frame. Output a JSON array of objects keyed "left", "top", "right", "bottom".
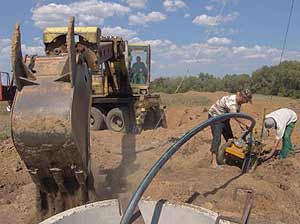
[{"left": 151, "top": 60, "right": 300, "bottom": 99}]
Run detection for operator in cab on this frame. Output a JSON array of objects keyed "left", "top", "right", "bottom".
[
  {"left": 131, "top": 56, "right": 147, "bottom": 84},
  {"left": 264, "top": 108, "right": 297, "bottom": 160},
  {"left": 208, "top": 89, "right": 253, "bottom": 168}
]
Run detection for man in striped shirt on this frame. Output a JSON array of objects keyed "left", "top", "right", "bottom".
[{"left": 208, "top": 89, "right": 252, "bottom": 168}]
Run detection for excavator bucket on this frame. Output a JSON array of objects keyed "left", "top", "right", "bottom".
[{"left": 10, "top": 17, "right": 92, "bottom": 219}]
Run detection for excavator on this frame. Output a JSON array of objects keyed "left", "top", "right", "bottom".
[
  {"left": 2, "top": 24, "right": 166, "bottom": 133},
  {"left": 9, "top": 16, "right": 167, "bottom": 221},
  {"left": 43, "top": 26, "right": 166, "bottom": 133}
]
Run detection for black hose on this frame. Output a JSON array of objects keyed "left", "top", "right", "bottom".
[{"left": 120, "top": 113, "right": 256, "bottom": 224}]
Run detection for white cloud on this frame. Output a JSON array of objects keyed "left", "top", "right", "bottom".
[
  {"left": 211, "top": 0, "right": 239, "bottom": 5},
  {"left": 184, "top": 13, "right": 191, "bottom": 18},
  {"left": 129, "top": 11, "right": 167, "bottom": 25},
  {"left": 180, "top": 58, "right": 213, "bottom": 64},
  {"left": 205, "top": 5, "right": 214, "bottom": 11},
  {"left": 192, "top": 12, "right": 239, "bottom": 26},
  {"left": 0, "top": 38, "right": 10, "bottom": 50},
  {"left": 0, "top": 39, "right": 11, "bottom": 70},
  {"left": 31, "top": 1, "right": 130, "bottom": 28},
  {"left": 205, "top": 27, "right": 239, "bottom": 36},
  {"left": 163, "top": 0, "right": 187, "bottom": 12},
  {"left": 33, "top": 37, "right": 42, "bottom": 44},
  {"left": 232, "top": 45, "right": 280, "bottom": 59},
  {"left": 128, "top": 36, "right": 300, "bottom": 77},
  {"left": 129, "top": 38, "right": 172, "bottom": 50},
  {"left": 22, "top": 45, "right": 44, "bottom": 56},
  {"left": 102, "top": 26, "right": 137, "bottom": 39},
  {"left": 0, "top": 38, "right": 44, "bottom": 71},
  {"left": 207, "top": 37, "right": 232, "bottom": 45},
  {"left": 124, "top": 0, "right": 147, "bottom": 8},
  {"left": 193, "top": 14, "right": 218, "bottom": 26},
  {"left": 221, "top": 12, "right": 239, "bottom": 22}
]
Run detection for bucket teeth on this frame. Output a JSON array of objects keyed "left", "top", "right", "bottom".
[
  {"left": 29, "top": 169, "right": 47, "bottom": 193},
  {"left": 49, "top": 168, "right": 67, "bottom": 193},
  {"left": 74, "top": 170, "right": 86, "bottom": 191}
]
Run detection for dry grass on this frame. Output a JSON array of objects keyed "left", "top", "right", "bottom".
[
  {"left": 0, "top": 124, "right": 10, "bottom": 141},
  {"left": 159, "top": 91, "right": 212, "bottom": 107},
  {"left": 0, "top": 102, "right": 9, "bottom": 115}
]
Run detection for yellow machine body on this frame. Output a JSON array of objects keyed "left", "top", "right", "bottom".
[{"left": 225, "top": 143, "right": 246, "bottom": 159}]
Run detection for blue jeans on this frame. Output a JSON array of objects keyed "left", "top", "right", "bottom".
[{"left": 209, "top": 114, "right": 233, "bottom": 154}]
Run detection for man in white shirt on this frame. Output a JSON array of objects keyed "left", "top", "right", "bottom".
[
  {"left": 264, "top": 108, "right": 297, "bottom": 159},
  {"left": 208, "top": 89, "right": 252, "bottom": 168}
]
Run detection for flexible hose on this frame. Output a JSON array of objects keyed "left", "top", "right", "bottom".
[{"left": 120, "top": 112, "right": 256, "bottom": 224}]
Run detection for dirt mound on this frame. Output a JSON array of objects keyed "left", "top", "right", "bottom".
[{"left": 0, "top": 140, "right": 36, "bottom": 224}]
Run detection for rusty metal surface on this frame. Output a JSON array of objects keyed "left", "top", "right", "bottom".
[
  {"left": 215, "top": 187, "right": 255, "bottom": 224},
  {"left": 27, "top": 56, "right": 69, "bottom": 77},
  {"left": 11, "top": 23, "right": 37, "bottom": 91},
  {"left": 11, "top": 17, "right": 91, "bottom": 218},
  {"left": 98, "top": 42, "right": 114, "bottom": 63},
  {"left": 43, "top": 27, "right": 101, "bottom": 44}
]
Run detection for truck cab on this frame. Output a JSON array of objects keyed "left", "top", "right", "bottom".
[{"left": 127, "top": 44, "right": 151, "bottom": 95}]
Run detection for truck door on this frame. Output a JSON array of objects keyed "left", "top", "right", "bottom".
[{"left": 128, "top": 45, "right": 150, "bottom": 85}]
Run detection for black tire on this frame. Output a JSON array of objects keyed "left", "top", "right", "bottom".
[
  {"left": 106, "top": 107, "right": 130, "bottom": 133},
  {"left": 90, "top": 107, "right": 105, "bottom": 130},
  {"left": 217, "top": 142, "right": 231, "bottom": 165}
]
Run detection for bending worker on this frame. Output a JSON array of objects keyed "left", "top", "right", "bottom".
[
  {"left": 264, "top": 108, "right": 297, "bottom": 159},
  {"left": 208, "top": 89, "right": 252, "bottom": 168}
]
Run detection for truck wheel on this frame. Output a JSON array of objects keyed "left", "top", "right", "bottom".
[
  {"left": 90, "top": 107, "right": 104, "bottom": 130},
  {"left": 217, "top": 142, "right": 231, "bottom": 165},
  {"left": 106, "top": 107, "right": 130, "bottom": 133}
]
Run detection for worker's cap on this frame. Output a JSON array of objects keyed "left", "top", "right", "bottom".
[
  {"left": 240, "top": 88, "right": 252, "bottom": 103},
  {"left": 264, "top": 117, "right": 276, "bottom": 129}
]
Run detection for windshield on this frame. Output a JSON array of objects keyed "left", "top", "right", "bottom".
[{"left": 128, "top": 48, "right": 149, "bottom": 85}]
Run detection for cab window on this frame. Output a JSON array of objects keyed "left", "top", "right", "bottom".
[{"left": 128, "top": 49, "right": 148, "bottom": 84}]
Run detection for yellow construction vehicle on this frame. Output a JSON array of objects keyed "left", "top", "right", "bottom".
[
  {"left": 217, "top": 110, "right": 268, "bottom": 173},
  {"left": 43, "top": 28, "right": 166, "bottom": 133},
  {"left": 217, "top": 128, "right": 265, "bottom": 173},
  {"left": 10, "top": 17, "right": 166, "bottom": 221}
]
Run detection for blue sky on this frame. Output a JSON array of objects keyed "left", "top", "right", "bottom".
[{"left": 1, "top": 0, "right": 300, "bottom": 78}]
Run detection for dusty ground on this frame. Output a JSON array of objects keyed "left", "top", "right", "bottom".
[{"left": 1, "top": 91, "right": 300, "bottom": 223}]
